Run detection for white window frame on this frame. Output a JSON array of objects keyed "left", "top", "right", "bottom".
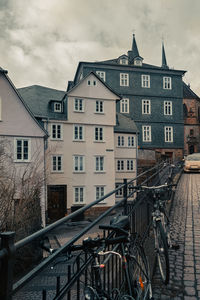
[
  {"left": 163, "top": 77, "right": 172, "bottom": 89},
  {"left": 95, "top": 186, "right": 105, "bottom": 200},
  {"left": 95, "top": 156, "right": 104, "bottom": 172},
  {"left": 115, "top": 183, "right": 123, "bottom": 197},
  {"left": 165, "top": 126, "right": 173, "bottom": 142},
  {"left": 120, "top": 58, "right": 128, "bottom": 65},
  {"left": 52, "top": 155, "right": 63, "bottom": 172},
  {"left": 164, "top": 101, "right": 172, "bottom": 115},
  {"left": 94, "top": 127, "right": 104, "bottom": 142},
  {"left": 128, "top": 136, "right": 135, "bottom": 147},
  {"left": 14, "top": 138, "right": 31, "bottom": 162},
  {"left": 54, "top": 102, "right": 62, "bottom": 112},
  {"left": 117, "top": 135, "right": 125, "bottom": 147},
  {"left": 73, "top": 155, "right": 85, "bottom": 172},
  {"left": 141, "top": 75, "right": 150, "bottom": 88},
  {"left": 73, "top": 125, "right": 84, "bottom": 141},
  {"left": 142, "top": 100, "right": 151, "bottom": 114},
  {"left": 51, "top": 124, "right": 63, "bottom": 140},
  {"left": 142, "top": 126, "right": 151, "bottom": 142},
  {"left": 120, "top": 98, "right": 129, "bottom": 113},
  {"left": 95, "top": 100, "right": 104, "bottom": 113},
  {"left": 73, "top": 186, "right": 85, "bottom": 204},
  {"left": 127, "top": 160, "right": 134, "bottom": 171},
  {"left": 120, "top": 73, "right": 129, "bottom": 86},
  {"left": 74, "top": 98, "right": 84, "bottom": 112},
  {"left": 117, "top": 160, "right": 124, "bottom": 171},
  {"left": 96, "top": 71, "right": 106, "bottom": 82}
]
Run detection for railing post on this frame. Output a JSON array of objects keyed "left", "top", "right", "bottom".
[
  {"left": 123, "top": 179, "right": 128, "bottom": 215},
  {"left": 0, "top": 232, "right": 15, "bottom": 300}
]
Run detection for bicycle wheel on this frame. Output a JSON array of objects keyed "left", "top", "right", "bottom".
[
  {"left": 128, "top": 244, "right": 152, "bottom": 300},
  {"left": 155, "top": 220, "right": 169, "bottom": 284}
]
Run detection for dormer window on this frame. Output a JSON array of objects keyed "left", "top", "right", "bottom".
[
  {"left": 134, "top": 58, "right": 142, "bottom": 66},
  {"left": 120, "top": 58, "right": 128, "bottom": 65},
  {"left": 54, "top": 102, "right": 62, "bottom": 112}
]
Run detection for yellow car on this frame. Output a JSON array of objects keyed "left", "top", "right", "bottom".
[{"left": 184, "top": 153, "right": 200, "bottom": 173}]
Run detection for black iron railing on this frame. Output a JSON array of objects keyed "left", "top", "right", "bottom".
[{"left": 0, "top": 162, "right": 181, "bottom": 300}]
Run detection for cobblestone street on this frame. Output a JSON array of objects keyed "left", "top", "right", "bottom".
[{"left": 152, "top": 173, "right": 200, "bottom": 299}]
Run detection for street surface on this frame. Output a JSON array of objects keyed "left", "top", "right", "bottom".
[{"left": 152, "top": 173, "right": 200, "bottom": 299}]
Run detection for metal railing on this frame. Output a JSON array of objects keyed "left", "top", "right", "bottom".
[{"left": 0, "top": 162, "right": 180, "bottom": 299}]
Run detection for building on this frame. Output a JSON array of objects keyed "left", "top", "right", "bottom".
[
  {"left": 0, "top": 67, "right": 47, "bottom": 227},
  {"left": 183, "top": 82, "right": 200, "bottom": 155},
  {"left": 20, "top": 72, "right": 138, "bottom": 221},
  {"left": 70, "top": 34, "right": 186, "bottom": 162}
]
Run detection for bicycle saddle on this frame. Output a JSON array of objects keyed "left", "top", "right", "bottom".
[{"left": 110, "top": 215, "right": 130, "bottom": 230}]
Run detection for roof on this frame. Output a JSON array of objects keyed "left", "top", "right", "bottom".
[
  {"left": 183, "top": 82, "right": 200, "bottom": 100},
  {"left": 18, "top": 85, "right": 66, "bottom": 119},
  {"left": 114, "top": 112, "right": 138, "bottom": 134}
]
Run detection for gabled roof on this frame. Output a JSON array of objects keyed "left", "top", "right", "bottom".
[
  {"left": 0, "top": 69, "right": 48, "bottom": 136},
  {"left": 67, "top": 71, "right": 121, "bottom": 100},
  {"left": 114, "top": 112, "right": 138, "bottom": 134},
  {"left": 183, "top": 82, "right": 200, "bottom": 100},
  {"left": 18, "top": 85, "right": 66, "bottom": 119}
]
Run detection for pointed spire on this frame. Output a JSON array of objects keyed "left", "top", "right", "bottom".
[
  {"left": 162, "top": 42, "right": 168, "bottom": 68},
  {"left": 131, "top": 34, "right": 140, "bottom": 58},
  {"left": 128, "top": 34, "right": 143, "bottom": 64}
]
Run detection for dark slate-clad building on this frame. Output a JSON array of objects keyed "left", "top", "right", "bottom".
[{"left": 69, "top": 35, "right": 186, "bottom": 161}]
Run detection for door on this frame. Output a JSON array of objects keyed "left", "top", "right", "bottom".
[{"left": 47, "top": 185, "right": 67, "bottom": 222}]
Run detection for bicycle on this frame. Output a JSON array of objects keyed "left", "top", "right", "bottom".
[
  {"left": 136, "top": 183, "right": 179, "bottom": 285},
  {"left": 69, "top": 215, "right": 154, "bottom": 300}
]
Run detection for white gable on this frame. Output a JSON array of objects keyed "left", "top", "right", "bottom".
[
  {"left": 0, "top": 74, "right": 46, "bottom": 137},
  {"left": 68, "top": 73, "right": 120, "bottom": 101}
]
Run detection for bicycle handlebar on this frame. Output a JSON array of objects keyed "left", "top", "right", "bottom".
[
  {"left": 69, "top": 235, "right": 129, "bottom": 252},
  {"left": 99, "top": 224, "right": 129, "bottom": 236},
  {"left": 135, "top": 183, "right": 177, "bottom": 191}
]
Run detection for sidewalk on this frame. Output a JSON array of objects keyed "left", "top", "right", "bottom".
[{"left": 152, "top": 173, "right": 200, "bottom": 299}]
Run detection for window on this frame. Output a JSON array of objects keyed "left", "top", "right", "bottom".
[
  {"left": 74, "top": 125, "right": 84, "bottom": 141},
  {"left": 134, "top": 58, "right": 142, "bottom": 66},
  {"left": 52, "top": 155, "right": 62, "bottom": 172},
  {"left": 141, "top": 75, "right": 150, "bottom": 88},
  {"left": 127, "top": 160, "right": 134, "bottom": 171},
  {"left": 54, "top": 102, "right": 62, "bottom": 112},
  {"left": 74, "top": 98, "right": 84, "bottom": 112},
  {"left": 120, "top": 73, "right": 129, "bottom": 86},
  {"left": 128, "top": 136, "right": 135, "bottom": 147},
  {"left": 96, "top": 71, "right": 106, "bottom": 82},
  {"left": 118, "top": 136, "right": 125, "bottom": 147},
  {"left": 163, "top": 77, "right": 172, "bottom": 89},
  {"left": 142, "top": 100, "right": 151, "bottom": 114},
  {"left": 15, "top": 139, "right": 30, "bottom": 162},
  {"left": 95, "top": 127, "right": 103, "bottom": 141},
  {"left": 165, "top": 126, "right": 173, "bottom": 142},
  {"left": 51, "top": 124, "right": 62, "bottom": 140},
  {"left": 88, "top": 80, "right": 97, "bottom": 86},
  {"left": 120, "top": 98, "right": 129, "bottom": 113},
  {"left": 120, "top": 58, "right": 128, "bottom": 65},
  {"left": 142, "top": 126, "right": 151, "bottom": 142},
  {"left": 164, "top": 101, "right": 172, "bottom": 115},
  {"left": 117, "top": 160, "right": 124, "bottom": 171},
  {"left": 95, "top": 100, "right": 104, "bottom": 113},
  {"left": 115, "top": 183, "right": 123, "bottom": 197},
  {"left": 73, "top": 155, "right": 84, "bottom": 172},
  {"left": 96, "top": 186, "right": 105, "bottom": 200},
  {"left": 95, "top": 156, "right": 104, "bottom": 172},
  {"left": 74, "top": 187, "right": 85, "bottom": 204}
]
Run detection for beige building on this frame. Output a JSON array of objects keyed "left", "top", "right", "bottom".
[{"left": 20, "top": 72, "right": 138, "bottom": 222}]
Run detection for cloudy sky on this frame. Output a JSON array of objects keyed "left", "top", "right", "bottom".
[{"left": 1, "top": 0, "right": 200, "bottom": 94}]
